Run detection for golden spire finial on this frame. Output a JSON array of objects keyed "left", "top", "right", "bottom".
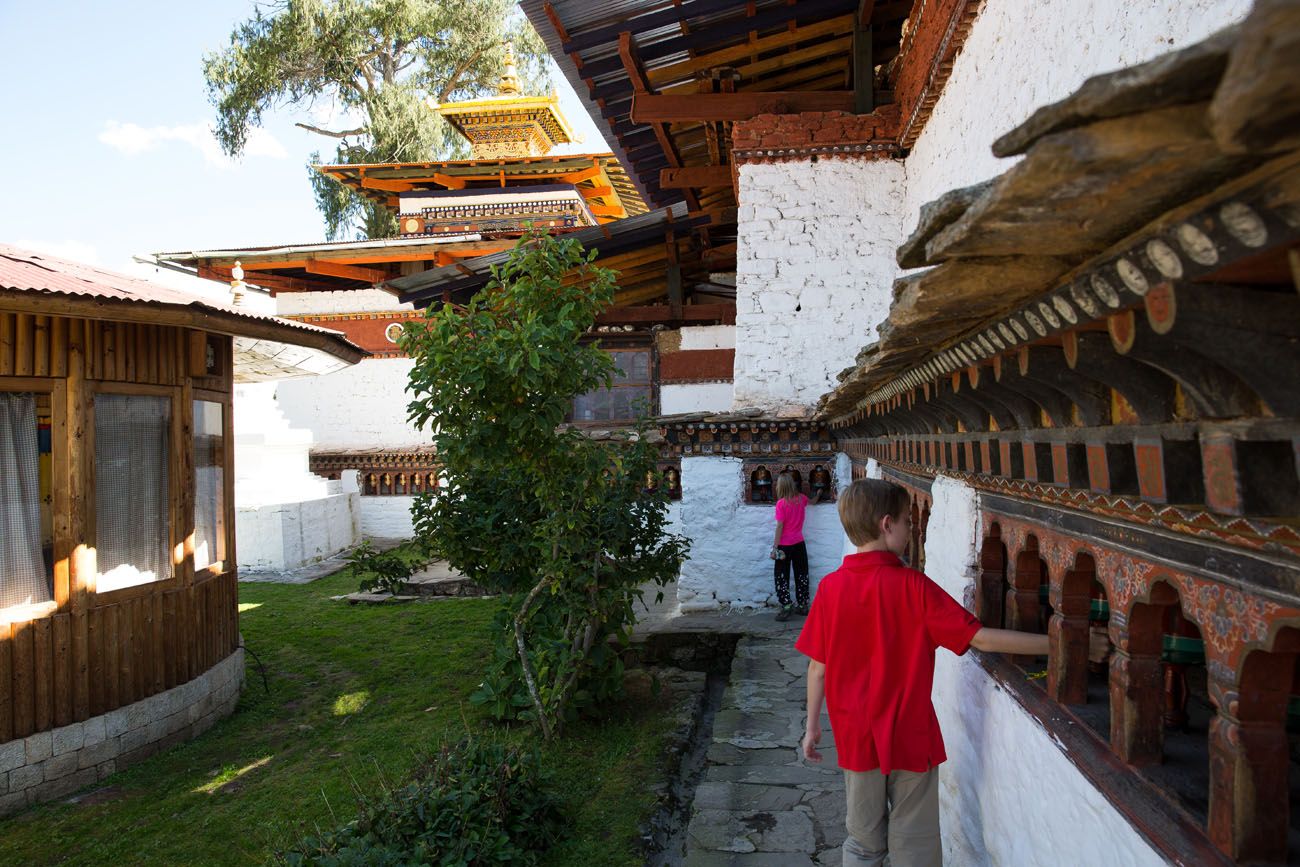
[{"left": 498, "top": 41, "right": 520, "bottom": 95}]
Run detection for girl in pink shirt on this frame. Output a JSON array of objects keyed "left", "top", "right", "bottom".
[{"left": 770, "top": 472, "right": 811, "bottom": 620}]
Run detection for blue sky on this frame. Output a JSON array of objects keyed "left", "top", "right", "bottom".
[{"left": 0, "top": 0, "right": 608, "bottom": 275}]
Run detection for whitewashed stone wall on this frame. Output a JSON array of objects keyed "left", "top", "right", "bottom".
[
  {"left": 237, "top": 493, "right": 359, "bottom": 572},
  {"left": 922, "top": 475, "right": 1164, "bottom": 865},
  {"left": 234, "top": 381, "right": 360, "bottom": 570},
  {"left": 358, "top": 496, "right": 417, "bottom": 540},
  {"left": 272, "top": 359, "right": 429, "bottom": 451},
  {"left": 904, "top": 0, "right": 1253, "bottom": 226},
  {"left": 733, "top": 159, "right": 907, "bottom": 413},
  {"left": 0, "top": 648, "right": 244, "bottom": 816},
  {"left": 730, "top": 3, "right": 1250, "bottom": 416},
  {"left": 675, "top": 453, "right": 851, "bottom": 611},
  {"left": 660, "top": 382, "right": 734, "bottom": 416},
  {"left": 274, "top": 286, "right": 414, "bottom": 316}
]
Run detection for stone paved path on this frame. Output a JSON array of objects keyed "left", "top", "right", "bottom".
[{"left": 683, "top": 633, "right": 845, "bottom": 866}]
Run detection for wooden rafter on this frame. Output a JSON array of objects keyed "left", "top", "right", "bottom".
[
  {"left": 632, "top": 90, "right": 855, "bottom": 123},
  {"left": 618, "top": 31, "right": 702, "bottom": 213},
  {"left": 645, "top": 13, "right": 855, "bottom": 88},
  {"left": 660, "top": 165, "right": 734, "bottom": 188},
  {"left": 702, "top": 242, "right": 737, "bottom": 271},
  {"left": 305, "top": 260, "right": 388, "bottom": 284},
  {"left": 594, "top": 302, "right": 734, "bottom": 325},
  {"left": 360, "top": 177, "right": 416, "bottom": 193},
  {"left": 578, "top": 0, "right": 858, "bottom": 79}
]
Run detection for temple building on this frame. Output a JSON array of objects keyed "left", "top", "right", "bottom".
[
  {"left": 521, "top": 0, "right": 1299, "bottom": 863},
  {"left": 149, "top": 45, "right": 739, "bottom": 552}
]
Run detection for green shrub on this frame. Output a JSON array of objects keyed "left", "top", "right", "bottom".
[
  {"left": 280, "top": 739, "right": 561, "bottom": 866},
  {"left": 348, "top": 541, "right": 419, "bottom": 595}
]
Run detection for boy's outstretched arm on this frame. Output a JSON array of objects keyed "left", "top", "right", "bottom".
[
  {"left": 969, "top": 628, "right": 1110, "bottom": 660},
  {"left": 969, "top": 627, "right": 1049, "bottom": 656},
  {"left": 802, "top": 659, "right": 826, "bottom": 763}
]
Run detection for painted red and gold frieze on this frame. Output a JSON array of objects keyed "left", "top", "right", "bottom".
[{"left": 284, "top": 311, "right": 424, "bottom": 358}]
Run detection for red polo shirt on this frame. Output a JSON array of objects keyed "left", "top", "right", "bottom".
[{"left": 795, "top": 551, "right": 982, "bottom": 774}]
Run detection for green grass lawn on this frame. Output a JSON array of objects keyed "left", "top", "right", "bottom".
[{"left": 0, "top": 554, "right": 677, "bottom": 867}]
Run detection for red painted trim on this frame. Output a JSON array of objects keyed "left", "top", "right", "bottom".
[{"left": 659, "top": 348, "right": 735, "bottom": 383}]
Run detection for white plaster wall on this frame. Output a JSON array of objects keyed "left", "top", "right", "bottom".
[
  {"left": 358, "top": 496, "right": 416, "bottom": 540},
  {"left": 675, "top": 453, "right": 851, "bottom": 611},
  {"left": 922, "top": 474, "right": 1165, "bottom": 866},
  {"left": 272, "top": 359, "right": 429, "bottom": 451},
  {"left": 678, "top": 325, "right": 736, "bottom": 351},
  {"left": 274, "top": 287, "right": 413, "bottom": 316},
  {"left": 733, "top": 159, "right": 907, "bottom": 413},
  {"left": 904, "top": 0, "right": 1253, "bottom": 221},
  {"left": 660, "top": 382, "right": 734, "bottom": 416},
  {"left": 237, "top": 492, "right": 359, "bottom": 572}
]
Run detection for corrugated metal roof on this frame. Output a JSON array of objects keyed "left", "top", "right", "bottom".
[
  {"left": 0, "top": 245, "right": 366, "bottom": 371},
  {"left": 152, "top": 233, "right": 484, "bottom": 263}
]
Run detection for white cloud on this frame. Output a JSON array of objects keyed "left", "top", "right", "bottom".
[
  {"left": 98, "top": 120, "right": 287, "bottom": 167},
  {"left": 12, "top": 239, "right": 102, "bottom": 265}
]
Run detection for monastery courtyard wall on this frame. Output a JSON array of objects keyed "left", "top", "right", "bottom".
[{"left": 678, "top": 1, "right": 1259, "bottom": 862}]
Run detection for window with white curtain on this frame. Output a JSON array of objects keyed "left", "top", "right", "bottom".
[
  {"left": 94, "top": 393, "right": 171, "bottom": 591},
  {"left": 0, "top": 392, "right": 53, "bottom": 609},
  {"left": 193, "top": 400, "right": 225, "bottom": 571}
]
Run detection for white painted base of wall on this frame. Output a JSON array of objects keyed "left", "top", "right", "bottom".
[
  {"left": 0, "top": 648, "right": 244, "bottom": 816},
  {"left": 358, "top": 496, "right": 416, "bottom": 540},
  {"left": 674, "top": 453, "right": 851, "bottom": 611},
  {"left": 236, "top": 493, "right": 359, "bottom": 572},
  {"left": 921, "top": 474, "right": 1164, "bottom": 864},
  {"left": 660, "top": 382, "right": 734, "bottom": 416}
]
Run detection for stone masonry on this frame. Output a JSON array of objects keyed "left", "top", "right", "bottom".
[
  {"left": 0, "top": 647, "right": 245, "bottom": 816},
  {"left": 732, "top": 157, "right": 907, "bottom": 414},
  {"left": 685, "top": 635, "right": 845, "bottom": 866}
]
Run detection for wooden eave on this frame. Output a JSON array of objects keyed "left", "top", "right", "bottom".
[
  {"left": 818, "top": 16, "right": 1300, "bottom": 426},
  {"left": 314, "top": 153, "right": 649, "bottom": 218},
  {"left": 525, "top": 0, "right": 915, "bottom": 260}
]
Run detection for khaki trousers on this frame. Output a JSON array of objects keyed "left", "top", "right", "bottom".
[{"left": 842, "top": 766, "right": 941, "bottom": 867}]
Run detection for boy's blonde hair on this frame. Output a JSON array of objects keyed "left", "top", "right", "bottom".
[
  {"left": 838, "top": 479, "right": 910, "bottom": 545},
  {"left": 775, "top": 472, "right": 799, "bottom": 500}
]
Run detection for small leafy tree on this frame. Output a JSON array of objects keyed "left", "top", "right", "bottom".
[{"left": 403, "top": 230, "right": 688, "bottom": 739}]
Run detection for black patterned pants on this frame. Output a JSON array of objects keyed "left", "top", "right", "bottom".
[{"left": 774, "top": 541, "right": 810, "bottom": 608}]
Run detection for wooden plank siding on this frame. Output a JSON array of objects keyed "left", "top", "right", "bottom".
[{"left": 0, "top": 311, "right": 240, "bottom": 741}]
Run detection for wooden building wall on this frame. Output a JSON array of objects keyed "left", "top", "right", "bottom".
[{"left": 0, "top": 312, "right": 239, "bottom": 742}]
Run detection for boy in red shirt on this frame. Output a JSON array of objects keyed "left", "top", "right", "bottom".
[{"left": 796, "top": 479, "right": 1084, "bottom": 866}]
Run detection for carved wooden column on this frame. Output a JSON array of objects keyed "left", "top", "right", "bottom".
[
  {"left": 1005, "top": 547, "right": 1041, "bottom": 632},
  {"left": 1208, "top": 651, "right": 1293, "bottom": 862},
  {"left": 1109, "top": 604, "right": 1165, "bottom": 765},
  {"left": 1048, "top": 559, "right": 1092, "bottom": 704},
  {"left": 1006, "top": 544, "right": 1044, "bottom": 665},
  {"left": 976, "top": 527, "right": 1006, "bottom": 628}
]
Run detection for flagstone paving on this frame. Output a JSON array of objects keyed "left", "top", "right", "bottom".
[{"left": 636, "top": 594, "right": 849, "bottom": 867}]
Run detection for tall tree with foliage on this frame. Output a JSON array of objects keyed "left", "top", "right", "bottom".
[
  {"left": 402, "top": 231, "right": 689, "bottom": 739},
  {"left": 203, "top": 0, "right": 549, "bottom": 240}
]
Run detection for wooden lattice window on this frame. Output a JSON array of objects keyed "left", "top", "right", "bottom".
[{"left": 571, "top": 349, "right": 652, "bottom": 424}]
